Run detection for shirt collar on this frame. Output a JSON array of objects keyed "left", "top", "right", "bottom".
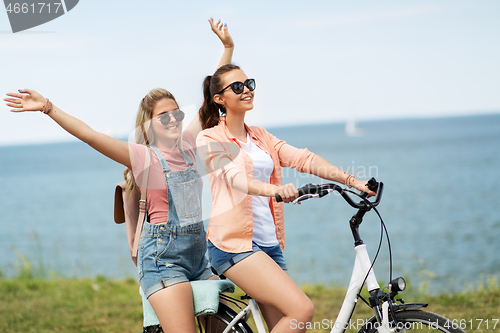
[{"left": 219, "top": 119, "right": 258, "bottom": 143}]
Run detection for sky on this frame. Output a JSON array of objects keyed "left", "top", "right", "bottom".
[{"left": 0, "top": 0, "right": 499, "bottom": 146}]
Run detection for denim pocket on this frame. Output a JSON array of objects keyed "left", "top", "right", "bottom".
[
  {"left": 156, "top": 233, "right": 173, "bottom": 258},
  {"left": 171, "top": 177, "right": 202, "bottom": 219}
]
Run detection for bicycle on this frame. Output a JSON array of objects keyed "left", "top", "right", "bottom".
[{"left": 195, "top": 178, "right": 467, "bottom": 333}]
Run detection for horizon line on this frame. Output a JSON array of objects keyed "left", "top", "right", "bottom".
[{"left": 1, "top": 111, "right": 498, "bottom": 148}]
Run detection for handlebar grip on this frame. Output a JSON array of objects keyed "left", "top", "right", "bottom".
[
  {"left": 366, "top": 177, "right": 379, "bottom": 192},
  {"left": 360, "top": 177, "right": 379, "bottom": 198},
  {"left": 275, "top": 184, "right": 315, "bottom": 203}
]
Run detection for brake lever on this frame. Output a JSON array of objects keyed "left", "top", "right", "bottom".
[
  {"left": 292, "top": 193, "right": 319, "bottom": 204},
  {"left": 292, "top": 188, "right": 334, "bottom": 204}
]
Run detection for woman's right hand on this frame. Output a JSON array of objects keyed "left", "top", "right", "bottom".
[
  {"left": 275, "top": 183, "right": 299, "bottom": 203},
  {"left": 209, "top": 17, "right": 234, "bottom": 48},
  {"left": 4, "top": 89, "right": 46, "bottom": 112}
]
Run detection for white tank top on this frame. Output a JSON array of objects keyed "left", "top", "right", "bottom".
[{"left": 238, "top": 133, "right": 279, "bottom": 246}]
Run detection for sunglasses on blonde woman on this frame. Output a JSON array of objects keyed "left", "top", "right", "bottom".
[
  {"left": 154, "top": 109, "right": 185, "bottom": 126},
  {"left": 216, "top": 79, "right": 256, "bottom": 95}
]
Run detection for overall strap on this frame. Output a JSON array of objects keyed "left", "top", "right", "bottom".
[
  {"left": 150, "top": 145, "right": 195, "bottom": 172},
  {"left": 150, "top": 146, "right": 172, "bottom": 173},
  {"left": 132, "top": 146, "right": 152, "bottom": 259},
  {"left": 178, "top": 148, "right": 195, "bottom": 166}
]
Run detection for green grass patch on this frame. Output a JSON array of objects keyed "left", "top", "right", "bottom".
[
  {"left": 1, "top": 276, "right": 498, "bottom": 333},
  {"left": 0, "top": 277, "right": 142, "bottom": 333}
]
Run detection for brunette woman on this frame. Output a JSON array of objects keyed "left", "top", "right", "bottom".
[{"left": 196, "top": 64, "right": 376, "bottom": 332}]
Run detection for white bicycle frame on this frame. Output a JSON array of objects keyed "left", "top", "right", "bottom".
[
  {"left": 330, "top": 243, "right": 380, "bottom": 333},
  {"left": 220, "top": 242, "right": 389, "bottom": 333}
]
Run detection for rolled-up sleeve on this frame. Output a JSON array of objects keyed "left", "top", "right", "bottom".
[
  {"left": 196, "top": 133, "right": 245, "bottom": 185},
  {"left": 271, "top": 135, "right": 315, "bottom": 174}
]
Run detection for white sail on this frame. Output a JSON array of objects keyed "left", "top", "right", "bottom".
[{"left": 345, "top": 119, "right": 364, "bottom": 137}]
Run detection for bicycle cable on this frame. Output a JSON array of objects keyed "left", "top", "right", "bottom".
[
  {"left": 343, "top": 190, "right": 394, "bottom": 297},
  {"left": 373, "top": 205, "right": 393, "bottom": 288},
  {"left": 293, "top": 184, "right": 395, "bottom": 299}
]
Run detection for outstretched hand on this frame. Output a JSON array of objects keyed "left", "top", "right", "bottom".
[
  {"left": 209, "top": 18, "right": 234, "bottom": 48},
  {"left": 4, "top": 89, "right": 45, "bottom": 112}
]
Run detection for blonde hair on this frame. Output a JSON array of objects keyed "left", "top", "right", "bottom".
[{"left": 123, "top": 88, "right": 182, "bottom": 195}]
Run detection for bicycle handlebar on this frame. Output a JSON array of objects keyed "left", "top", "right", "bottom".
[{"left": 275, "top": 178, "right": 384, "bottom": 210}]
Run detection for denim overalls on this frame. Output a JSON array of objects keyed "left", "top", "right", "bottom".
[{"left": 138, "top": 146, "right": 212, "bottom": 298}]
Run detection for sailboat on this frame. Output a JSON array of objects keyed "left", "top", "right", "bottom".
[{"left": 345, "top": 119, "right": 364, "bottom": 137}]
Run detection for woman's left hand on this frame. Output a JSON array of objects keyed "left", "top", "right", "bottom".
[
  {"left": 209, "top": 17, "right": 234, "bottom": 48},
  {"left": 352, "top": 179, "right": 376, "bottom": 198}
]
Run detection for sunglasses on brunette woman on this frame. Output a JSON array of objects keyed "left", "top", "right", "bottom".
[
  {"left": 216, "top": 78, "right": 256, "bottom": 95},
  {"left": 153, "top": 109, "right": 185, "bottom": 126}
]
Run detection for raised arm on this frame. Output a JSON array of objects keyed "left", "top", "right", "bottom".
[
  {"left": 4, "top": 89, "right": 131, "bottom": 167},
  {"left": 185, "top": 18, "right": 234, "bottom": 140},
  {"left": 209, "top": 18, "right": 235, "bottom": 69}
]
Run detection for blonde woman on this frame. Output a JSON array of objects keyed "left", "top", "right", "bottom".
[{"left": 5, "top": 19, "right": 234, "bottom": 333}]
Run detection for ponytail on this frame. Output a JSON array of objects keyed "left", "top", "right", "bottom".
[
  {"left": 199, "top": 75, "right": 221, "bottom": 130},
  {"left": 199, "top": 64, "right": 241, "bottom": 130}
]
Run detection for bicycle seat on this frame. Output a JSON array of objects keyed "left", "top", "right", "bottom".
[{"left": 190, "top": 280, "right": 235, "bottom": 316}]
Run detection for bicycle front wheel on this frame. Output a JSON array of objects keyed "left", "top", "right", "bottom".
[
  {"left": 360, "top": 310, "right": 467, "bottom": 333},
  {"left": 196, "top": 303, "right": 253, "bottom": 333}
]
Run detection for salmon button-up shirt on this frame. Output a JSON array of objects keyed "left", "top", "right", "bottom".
[{"left": 196, "top": 120, "right": 315, "bottom": 253}]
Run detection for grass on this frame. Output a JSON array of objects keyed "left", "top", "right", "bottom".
[
  {"left": 0, "top": 276, "right": 142, "bottom": 333},
  {"left": 1, "top": 275, "right": 499, "bottom": 333}
]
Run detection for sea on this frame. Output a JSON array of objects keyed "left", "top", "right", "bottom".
[{"left": 1, "top": 114, "right": 499, "bottom": 294}]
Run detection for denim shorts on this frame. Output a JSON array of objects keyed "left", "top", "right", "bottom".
[
  {"left": 208, "top": 240, "right": 288, "bottom": 275},
  {"left": 138, "top": 221, "right": 213, "bottom": 298}
]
